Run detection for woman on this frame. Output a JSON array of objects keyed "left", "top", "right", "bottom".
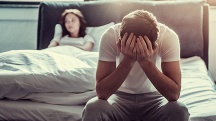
[{"left": 48, "top": 9, "right": 94, "bottom": 51}]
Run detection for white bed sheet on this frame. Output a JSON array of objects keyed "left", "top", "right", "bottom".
[
  {"left": 0, "top": 56, "right": 216, "bottom": 121},
  {"left": 0, "top": 99, "right": 84, "bottom": 121},
  {"left": 0, "top": 46, "right": 98, "bottom": 105},
  {"left": 179, "top": 56, "right": 216, "bottom": 121}
]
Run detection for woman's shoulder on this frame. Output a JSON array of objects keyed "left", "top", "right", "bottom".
[
  {"left": 84, "top": 34, "right": 93, "bottom": 39},
  {"left": 54, "top": 24, "right": 62, "bottom": 33},
  {"left": 84, "top": 34, "right": 95, "bottom": 43}
]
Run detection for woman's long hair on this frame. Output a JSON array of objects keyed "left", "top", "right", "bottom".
[{"left": 60, "top": 9, "right": 87, "bottom": 37}]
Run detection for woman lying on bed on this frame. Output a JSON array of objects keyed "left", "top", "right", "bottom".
[
  {"left": 48, "top": 9, "right": 95, "bottom": 51},
  {"left": 0, "top": 9, "right": 98, "bottom": 103}
]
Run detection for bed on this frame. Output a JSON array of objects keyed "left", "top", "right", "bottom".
[{"left": 0, "top": 0, "right": 216, "bottom": 121}]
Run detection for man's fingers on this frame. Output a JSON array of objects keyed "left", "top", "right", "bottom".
[
  {"left": 130, "top": 35, "right": 136, "bottom": 50},
  {"left": 144, "top": 36, "right": 153, "bottom": 51},
  {"left": 117, "top": 38, "right": 121, "bottom": 52},
  {"left": 121, "top": 32, "right": 128, "bottom": 48},
  {"left": 144, "top": 36, "right": 154, "bottom": 55},
  {"left": 133, "top": 44, "right": 137, "bottom": 54},
  {"left": 136, "top": 42, "right": 140, "bottom": 55},
  {"left": 153, "top": 42, "right": 159, "bottom": 52},
  {"left": 139, "top": 36, "right": 148, "bottom": 52},
  {"left": 137, "top": 38, "right": 143, "bottom": 55},
  {"left": 126, "top": 33, "right": 134, "bottom": 49}
]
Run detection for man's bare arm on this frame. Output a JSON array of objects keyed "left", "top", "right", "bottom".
[
  {"left": 96, "top": 33, "right": 137, "bottom": 100},
  {"left": 96, "top": 59, "right": 135, "bottom": 100},
  {"left": 139, "top": 60, "right": 181, "bottom": 101},
  {"left": 137, "top": 36, "right": 181, "bottom": 101}
]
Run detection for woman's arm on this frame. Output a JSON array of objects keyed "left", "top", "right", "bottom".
[
  {"left": 60, "top": 37, "right": 85, "bottom": 46},
  {"left": 48, "top": 24, "right": 62, "bottom": 48},
  {"left": 73, "top": 41, "right": 94, "bottom": 51},
  {"left": 48, "top": 41, "right": 59, "bottom": 48}
]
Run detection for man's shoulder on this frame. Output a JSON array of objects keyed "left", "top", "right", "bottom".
[
  {"left": 156, "top": 23, "right": 179, "bottom": 45},
  {"left": 158, "top": 23, "right": 176, "bottom": 33},
  {"left": 158, "top": 23, "right": 167, "bottom": 32},
  {"left": 109, "top": 23, "right": 121, "bottom": 33},
  {"left": 103, "top": 23, "right": 120, "bottom": 38},
  {"left": 158, "top": 23, "right": 178, "bottom": 39}
]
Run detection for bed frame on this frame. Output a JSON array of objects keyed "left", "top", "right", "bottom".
[{"left": 37, "top": 0, "right": 209, "bottom": 68}]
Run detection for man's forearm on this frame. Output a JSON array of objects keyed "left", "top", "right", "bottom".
[
  {"left": 96, "top": 58, "right": 135, "bottom": 100},
  {"left": 139, "top": 60, "right": 181, "bottom": 101}
]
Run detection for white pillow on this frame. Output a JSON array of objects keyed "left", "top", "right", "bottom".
[{"left": 86, "top": 22, "right": 115, "bottom": 52}]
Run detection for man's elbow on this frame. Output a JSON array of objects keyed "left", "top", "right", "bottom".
[
  {"left": 97, "top": 95, "right": 108, "bottom": 100},
  {"left": 167, "top": 92, "right": 180, "bottom": 102},
  {"left": 96, "top": 86, "right": 109, "bottom": 100}
]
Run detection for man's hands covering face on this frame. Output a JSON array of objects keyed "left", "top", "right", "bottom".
[{"left": 117, "top": 32, "right": 158, "bottom": 63}]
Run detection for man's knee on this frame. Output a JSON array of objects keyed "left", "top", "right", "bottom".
[
  {"left": 164, "top": 101, "right": 189, "bottom": 121},
  {"left": 84, "top": 97, "right": 111, "bottom": 113},
  {"left": 82, "top": 97, "right": 113, "bottom": 121}
]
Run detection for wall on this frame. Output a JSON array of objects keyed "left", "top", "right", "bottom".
[
  {"left": 0, "top": 6, "right": 38, "bottom": 52},
  {"left": 209, "top": 6, "right": 216, "bottom": 81}
]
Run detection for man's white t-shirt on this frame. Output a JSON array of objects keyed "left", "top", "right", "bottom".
[
  {"left": 99, "top": 23, "right": 180, "bottom": 94},
  {"left": 51, "top": 24, "right": 95, "bottom": 46}
]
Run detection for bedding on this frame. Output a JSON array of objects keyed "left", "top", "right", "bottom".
[
  {"left": 179, "top": 56, "right": 216, "bottom": 120},
  {"left": 0, "top": 46, "right": 97, "bottom": 105},
  {"left": 0, "top": 56, "right": 215, "bottom": 121},
  {"left": 59, "top": 35, "right": 95, "bottom": 46},
  {"left": 0, "top": 100, "right": 85, "bottom": 121}
]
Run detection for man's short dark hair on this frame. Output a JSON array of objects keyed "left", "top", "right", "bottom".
[{"left": 120, "top": 10, "right": 159, "bottom": 48}]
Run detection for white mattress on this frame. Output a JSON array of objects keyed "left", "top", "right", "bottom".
[
  {"left": 0, "top": 56, "right": 216, "bottom": 121},
  {"left": 179, "top": 57, "right": 216, "bottom": 121},
  {"left": 0, "top": 99, "right": 84, "bottom": 121}
]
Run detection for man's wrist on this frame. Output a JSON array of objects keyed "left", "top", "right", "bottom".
[
  {"left": 138, "top": 58, "right": 152, "bottom": 68},
  {"left": 122, "top": 57, "right": 136, "bottom": 66}
]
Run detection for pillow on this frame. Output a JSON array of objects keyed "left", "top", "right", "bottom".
[{"left": 86, "top": 22, "right": 115, "bottom": 52}]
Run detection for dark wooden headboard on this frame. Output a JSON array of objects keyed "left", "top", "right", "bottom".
[{"left": 37, "top": 0, "right": 209, "bottom": 68}]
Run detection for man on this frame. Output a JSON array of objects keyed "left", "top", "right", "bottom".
[{"left": 82, "top": 10, "right": 189, "bottom": 121}]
